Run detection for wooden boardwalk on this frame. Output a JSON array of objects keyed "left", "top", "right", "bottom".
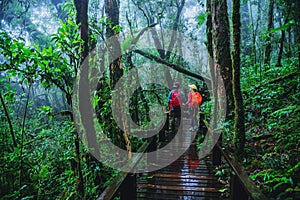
[
  {"left": 98, "top": 115, "right": 268, "bottom": 200},
  {"left": 136, "top": 120, "right": 227, "bottom": 200}
]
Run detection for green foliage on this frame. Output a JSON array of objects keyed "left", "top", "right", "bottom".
[
  {"left": 214, "top": 164, "right": 230, "bottom": 198},
  {"left": 37, "top": 105, "right": 54, "bottom": 119},
  {"left": 0, "top": 2, "right": 119, "bottom": 199},
  {"left": 249, "top": 165, "right": 300, "bottom": 198},
  {"left": 38, "top": 4, "right": 83, "bottom": 93},
  {"left": 0, "top": 32, "right": 38, "bottom": 82},
  {"left": 197, "top": 12, "right": 208, "bottom": 28},
  {"left": 242, "top": 56, "right": 300, "bottom": 199},
  {"left": 269, "top": 20, "right": 296, "bottom": 34},
  {"left": 200, "top": 100, "right": 212, "bottom": 116}
]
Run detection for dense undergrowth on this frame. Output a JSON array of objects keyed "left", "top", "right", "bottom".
[
  {"left": 209, "top": 60, "right": 299, "bottom": 200},
  {"left": 238, "top": 61, "right": 299, "bottom": 199},
  {"left": 0, "top": 112, "right": 116, "bottom": 199}
]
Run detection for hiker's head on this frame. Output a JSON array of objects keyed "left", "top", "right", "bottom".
[
  {"left": 188, "top": 84, "right": 197, "bottom": 91},
  {"left": 173, "top": 82, "right": 180, "bottom": 89}
]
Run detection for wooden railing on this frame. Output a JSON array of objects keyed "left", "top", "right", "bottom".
[
  {"left": 212, "top": 143, "right": 269, "bottom": 200},
  {"left": 97, "top": 112, "right": 169, "bottom": 200},
  {"left": 97, "top": 138, "right": 154, "bottom": 200}
]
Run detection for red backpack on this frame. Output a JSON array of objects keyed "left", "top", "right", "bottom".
[
  {"left": 170, "top": 90, "right": 182, "bottom": 107},
  {"left": 192, "top": 92, "right": 202, "bottom": 107}
]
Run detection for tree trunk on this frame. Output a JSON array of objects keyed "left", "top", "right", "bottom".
[
  {"left": 211, "top": 0, "right": 233, "bottom": 116},
  {"left": 105, "top": 0, "right": 123, "bottom": 87},
  {"left": 232, "top": 0, "right": 245, "bottom": 161},
  {"left": 276, "top": 20, "right": 285, "bottom": 67},
  {"left": 264, "top": 0, "right": 274, "bottom": 66},
  {"left": 241, "top": 0, "right": 251, "bottom": 59},
  {"left": 105, "top": 0, "right": 132, "bottom": 158},
  {"left": 74, "top": 0, "right": 89, "bottom": 59},
  {"left": 73, "top": 0, "right": 89, "bottom": 198},
  {"left": 295, "top": 0, "right": 300, "bottom": 69},
  {"left": 19, "top": 82, "right": 32, "bottom": 198},
  {"left": 0, "top": 91, "right": 17, "bottom": 147},
  {"left": 249, "top": 0, "right": 261, "bottom": 69},
  {"left": 276, "top": 0, "right": 291, "bottom": 67},
  {"left": 206, "top": 0, "right": 213, "bottom": 58}
]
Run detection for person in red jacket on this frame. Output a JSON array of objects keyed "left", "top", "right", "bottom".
[{"left": 168, "top": 82, "right": 186, "bottom": 131}]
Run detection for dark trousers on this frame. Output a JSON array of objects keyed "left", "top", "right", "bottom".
[{"left": 171, "top": 106, "right": 181, "bottom": 131}]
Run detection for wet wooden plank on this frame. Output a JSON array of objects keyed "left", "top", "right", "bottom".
[
  {"left": 138, "top": 183, "right": 220, "bottom": 192},
  {"left": 138, "top": 177, "right": 220, "bottom": 184},
  {"left": 147, "top": 173, "right": 218, "bottom": 180},
  {"left": 137, "top": 189, "right": 224, "bottom": 198},
  {"left": 137, "top": 193, "right": 224, "bottom": 200},
  {"left": 137, "top": 179, "right": 223, "bottom": 188}
]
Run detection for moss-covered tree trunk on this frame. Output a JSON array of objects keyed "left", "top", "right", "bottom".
[
  {"left": 276, "top": 16, "right": 287, "bottom": 67},
  {"left": 232, "top": 0, "right": 245, "bottom": 161},
  {"left": 207, "top": 0, "right": 221, "bottom": 165},
  {"left": 264, "top": 0, "right": 274, "bottom": 66},
  {"left": 206, "top": 0, "right": 213, "bottom": 58},
  {"left": 105, "top": 0, "right": 132, "bottom": 158},
  {"left": 73, "top": 0, "right": 89, "bottom": 198},
  {"left": 296, "top": 0, "right": 300, "bottom": 69},
  {"left": 105, "top": 0, "right": 123, "bottom": 88},
  {"left": 211, "top": 0, "right": 233, "bottom": 116},
  {"left": 209, "top": 0, "right": 233, "bottom": 165},
  {"left": 241, "top": 0, "right": 251, "bottom": 60},
  {"left": 249, "top": 0, "right": 261, "bottom": 68}
]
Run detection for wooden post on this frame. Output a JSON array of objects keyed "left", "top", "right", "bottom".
[
  {"left": 166, "top": 112, "right": 173, "bottom": 141},
  {"left": 197, "top": 111, "right": 204, "bottom": 137},
  {"left": 159, "top": 129, "right": 165, "bottom": 143},
  {"left": 199, "top": 112, "right": 205, "bottom": 130},
  {"left": 120, "top": 173, "right": 136, "bottom": 200},
  {"left": 230, "top": 173, "right": 248, "bottom": 200},
  {"left": 147, "top": 137, "right": 157, "bottom": 167},
  {"left": 159, "top": 112, "right": 169, "bottom": 142},
  {"left": 213, "top": 134, "right": 222, "bottom": 165},
  {"left": 166, "top": 112, "right": 169, "bottom": 131},
  {"left": 148, "top": 136, "right": 157, "bottom": 152}
]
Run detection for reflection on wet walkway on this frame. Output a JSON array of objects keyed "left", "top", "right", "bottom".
[{"left": 136, "top": 125, "right": 225, "bottom": 200}]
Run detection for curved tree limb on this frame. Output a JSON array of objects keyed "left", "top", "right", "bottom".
[
  {"left": 130, "top": 23, "right": 158, "bottom": 46},
  {"left": 133, "top": 49, "right": 211, "bottom": 84}
]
